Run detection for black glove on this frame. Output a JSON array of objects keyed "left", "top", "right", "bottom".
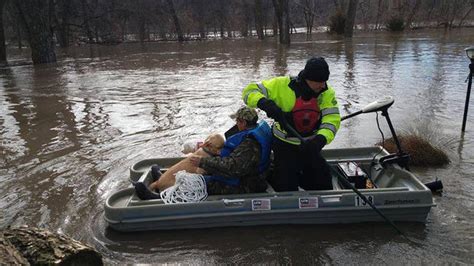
[
  {"left": 257, "top": 98, "right": 284, "bottom": 122},
  {"left": 300, "top": 135, "right": 326, "bottom": 154},
  {"left": 310, "top": 135, "right": 327, "bottom": 152}
]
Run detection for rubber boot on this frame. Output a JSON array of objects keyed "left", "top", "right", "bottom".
[
  {"left": 151, "top": 165, "right": 162, "bottom": 182},
  {"left": 133, "top": 182, "right": 161, "bottom": 200}
]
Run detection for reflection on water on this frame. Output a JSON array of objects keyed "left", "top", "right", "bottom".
[{"left": 1, "top": 29, "right": 473, "bottom": 264}]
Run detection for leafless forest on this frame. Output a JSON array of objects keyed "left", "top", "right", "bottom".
[{"left": 0, "top": 0, "right": 473, "bottom": 64}]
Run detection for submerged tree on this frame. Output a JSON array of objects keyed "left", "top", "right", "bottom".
[
  {"left": 273, "top": 0, "right": 290, "bottom": 45},
  {"left": 166, "top": 0, "right": 184, "bottom": 42},
  {"left": 14, "top": 0, "right": 56, "bottom": 64},
  {"left": 52, "top": 0, "right": 73, "bottom": 48},
  {"left": 0, "top": 0, "right": 6, "bottom": 64},
  {"left": 255, "top": 0, "right": 265, "bottom": 39},
  {"left": 1, "top": 0, "right": 473, "bottom": 52},
  {"left": 344, "top": 0, "right": 358, "bottom": 37},
  {"left": 299, "top": 0, "right": 317, "bottom": 35}
]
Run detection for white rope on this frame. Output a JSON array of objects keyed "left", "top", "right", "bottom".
[{"left": 160, "top": 170, "right": 208, "bottom": 204}]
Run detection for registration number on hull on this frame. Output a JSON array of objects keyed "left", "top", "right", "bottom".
[{"left": 355, "top": 195, "right": 374, "bottom": 207}]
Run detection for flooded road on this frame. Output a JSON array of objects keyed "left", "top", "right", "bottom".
[{"left": 1, "top": 29, "right": 473, "bottom": 264}]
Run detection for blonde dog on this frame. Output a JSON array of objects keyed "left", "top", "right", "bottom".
[{"left": 149, "top": 133, "right": 225, "bottom": 192}]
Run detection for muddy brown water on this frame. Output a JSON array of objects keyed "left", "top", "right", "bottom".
[{"left": 1, "top": 29, "right": 473, "bottom": 264}]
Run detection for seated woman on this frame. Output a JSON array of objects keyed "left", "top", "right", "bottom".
[
  {"left": 148, "top": 133, "right": 225, "bottom": 192},
  {"left": 134, "top": 106, "right": 273, "bottom": 199}
]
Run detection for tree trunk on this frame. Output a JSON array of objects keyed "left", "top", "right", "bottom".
[
  {"left": 218, "top": 1, "right": 226, "bottom": 38},
  {"left": 81, "top": 1, "right": 94, "bottom": 43},
  {"left": 16, "top": 16, "right": 22, "bottom": 49},
  {"left": 344, "top": 0, "right": 358, "bottom": 37},
  {"left": 53, "top": 0, "right": 71, "bottom": 48},
  {"left": 302, "top": 0, "right": 315, "bottom": 35},
  {"left": 220, "top": 25, "right": 225, "bottom": 38},
  {"left": 273, "top": 0, "right": 290, "bottom": 45},
  {"left": 374, "top": 0, "right": 382, "bottom": 29},
  {"left": 272, "top": 0, "right": 281, "bottom": 37},
  {"left": 240, "top": 0, "right": 251, "bottom": 38},
  {"left": 405, "top": 0, "right": 421, "bottom": 29},
  {"left": 458, "top": 5, "right": 473, "bottom": 27},
  {"left": 0, "top": 0, "right": 6, "bottom": 64},
  {"left": 166, "top": 0, "right": 184, "bottom": 42},
  {"left": 272, "top": 16, "right": 278, "bottom": 37},
  {"left": 280, "top": 0, "right": 290, "bottom": 45},
  {"left": 138, "top": 17, "right": 146, "bottom": 43},
  {"left": 255, "top": 0, "right": 265, "bottom": 39},
  {"left": 2, "top": 226, "right": 103, "bottom": 265},
  {"left": 15, "top": 0, "right": 57, "bottom": 64}
]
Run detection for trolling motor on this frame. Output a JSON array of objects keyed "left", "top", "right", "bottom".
[
  {"left": 343, "top": 97, "right": 445, "bottom": 193},
  {"left": 342, "top": 96, "right": 410, "bottom": 169}
]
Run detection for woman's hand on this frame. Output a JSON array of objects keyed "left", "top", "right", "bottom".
[{"left": 195, "top": 168, "right": 206, "bottom": 175}]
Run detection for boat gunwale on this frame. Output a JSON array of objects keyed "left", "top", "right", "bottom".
[{"left": 105, "top": 203, "right": 434, "bottom": 225}]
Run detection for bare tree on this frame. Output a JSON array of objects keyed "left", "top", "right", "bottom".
[
  {"left": 458, "top": 0, "right": 474, "bottom": 27},
  {"left": 344, "top": 0, "right": 358, "bottom": 37},
  {"left": 2, "top": 0, "right": 474, "bottom": 50},
  {"left": 453, "top": 1, "right": 466, "bottom": 27},
  {"left": 80, "top": 1, "right": 94, "bottom": 43},
  {"left": 272, "top": 0, "right": 290, "bottom": 45},
  {"left": 15, "top": 0, "right": 57, "bottom": 64},
  {"left": 374, "top": 0, "right": 384, "bottom": 29},
  {"left": 405, "top": 0, "right": 422, "bottom": 29},
  {"left": 255, "top": 0, "right": 265, "bottom": 39},
  {"left": 239, "top": 0, "right": 252, "bottom": 37},
  {"left": 52, "top": 0, "right": 72, "bottom": 47},
  {"left": 300, "top": 0, "right": 316, "bottom": 35},
  {"left": 166, "top": 0, "right": 183, "bottom": 42},
  {"left": 357, "top": 0, "right": 371, "bottom": 30},
  {"left": 0, "top": 0, "right": 6, "bottom": 64}
]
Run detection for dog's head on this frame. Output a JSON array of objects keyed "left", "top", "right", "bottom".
[{"left": 203, "top": 133, "right": 225, "bottom": 155}]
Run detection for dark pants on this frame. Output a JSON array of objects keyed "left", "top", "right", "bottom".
[{"left": 269, "top": 137, "right": 333, "bottom": 192}]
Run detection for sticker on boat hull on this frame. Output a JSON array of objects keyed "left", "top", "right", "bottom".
[
  {"left": 252, "top": 199, "right": 271, "bottom": 211},
  {"left": 299, "top": 197, "right": 319, "bottom": 209}
]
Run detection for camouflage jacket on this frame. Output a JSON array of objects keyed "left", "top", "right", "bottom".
[{"left": 199, "top": 137, "right": 268, "bottom": 195}]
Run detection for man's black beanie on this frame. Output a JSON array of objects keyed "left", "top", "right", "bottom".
[{"left": 300, "top": 57, "right": 330, "bottom": 82}]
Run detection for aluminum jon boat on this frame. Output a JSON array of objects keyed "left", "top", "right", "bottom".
[{"left": 104, "top": 146, "right": 434, "bottom": 232}]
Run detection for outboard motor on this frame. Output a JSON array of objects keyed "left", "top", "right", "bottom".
[{"left": 424, "top": 179, "right": 443, "bottom": 193}]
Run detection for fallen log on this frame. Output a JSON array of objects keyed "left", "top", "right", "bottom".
[
  {"left": 1, "top": 225, "right": 103, "bottom": 265},
  {"left": 0, "top": 232, "right": 29, "bottom": 265}
]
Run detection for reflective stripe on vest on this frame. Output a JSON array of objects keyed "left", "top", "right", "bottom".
[
  {"left": 319, "top": 123, "right": 337, "bottom": 135},
  {"left": 321, "top": 107, "right": 339, "bottom": 116},
  {"left": 256, "top": 83, "right": 269, "bottom": 98},
  {"left": 243, "top": 83, "right": 269, "bottom": 104},
  {"left": 243, "top": 88, "right": 259, "bottom": 104},
  {"left": 272, "top": 122, "right": 316, "bottom": 145}
]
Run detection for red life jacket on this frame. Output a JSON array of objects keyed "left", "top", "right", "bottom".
[{"left": 291, "top": 97, "right": 320, "bottom": 135}]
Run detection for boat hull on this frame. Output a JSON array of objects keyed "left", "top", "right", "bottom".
[{"left": 105, "top": 147, "right": 434, "bottom": 232}]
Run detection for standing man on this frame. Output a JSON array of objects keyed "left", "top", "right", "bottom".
[{"left": 242, "top": 57, "right": 341, "bottom": 191}]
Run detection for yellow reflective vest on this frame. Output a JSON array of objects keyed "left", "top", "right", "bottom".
[{"left": 242, "top": 76, "right": 340, "bottom": 145}]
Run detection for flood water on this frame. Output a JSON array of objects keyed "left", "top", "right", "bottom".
[{"left": 1, "top": 29, "right": 473, "bottom": 264}]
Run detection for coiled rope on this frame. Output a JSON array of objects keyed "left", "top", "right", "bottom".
[{"left": 160, "top": 170, "right": 208, "bottom": 204}]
